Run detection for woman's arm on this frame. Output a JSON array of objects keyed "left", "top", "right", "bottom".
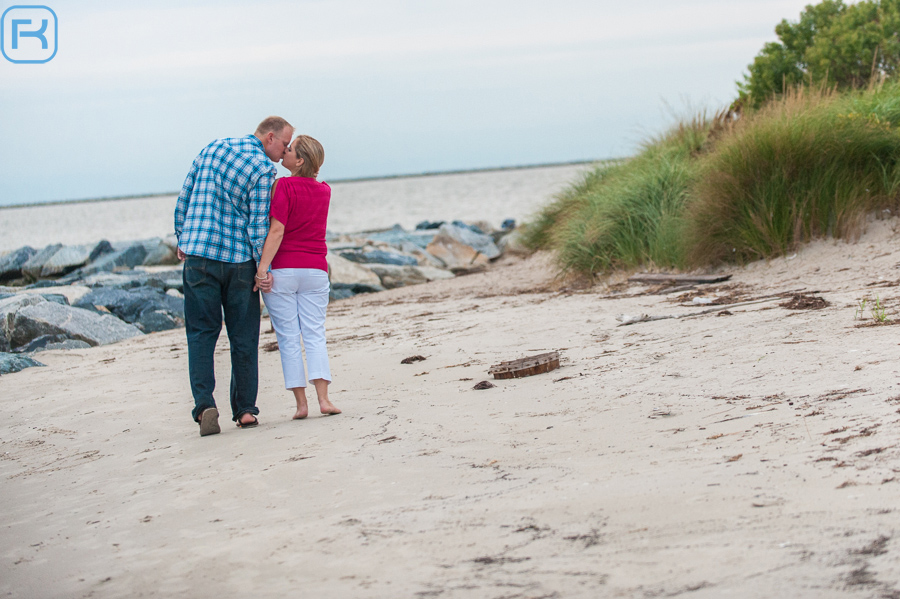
[{"left": 257, "top": 218, "right": 285, "bottom": 276}]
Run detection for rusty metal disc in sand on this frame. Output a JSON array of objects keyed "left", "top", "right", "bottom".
[{"left": 488, "top": 351, "right": 560, "bottom": 379}]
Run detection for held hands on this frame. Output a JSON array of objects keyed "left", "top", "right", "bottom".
[{"left": 254, "top": 271, "right": 273, "bottom": 293}]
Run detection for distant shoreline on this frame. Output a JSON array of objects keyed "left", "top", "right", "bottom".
[{"left": 0, "top": 158, "right": 618, "bottom": 211}]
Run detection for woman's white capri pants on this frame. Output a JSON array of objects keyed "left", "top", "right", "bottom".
[{"left": 262, "top": 268, "right": 331, "bottom": 388}]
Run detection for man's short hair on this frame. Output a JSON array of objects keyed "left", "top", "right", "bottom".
[{"left": 255, "top": 116, "right": 293, "bottom": 136}]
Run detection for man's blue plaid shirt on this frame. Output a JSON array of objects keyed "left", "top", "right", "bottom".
[{"left": 174, "top": 135, "right": 277, "bottom": 263}]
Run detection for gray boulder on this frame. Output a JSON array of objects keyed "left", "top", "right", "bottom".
[
  {"left": 426, "top": 234, "right": 490, "bottom": 271},
  {"left": 11, "top": 301, "right": 143, "bottom": 347},
  {"left": 329, "top": 282, "right": 386, "bottom": 301},
  {"left": 363, "top": 264, "right": 455, "bottom": 289},
  {"left": 326, "top": 253, "right": 383, "bottom": 288},
  {"left": 22, "top": 244, "right": 63, "bottom": 280},
  {"left": 0, "top": 295, "right": 45, "bottom": 352},
  {"left": 76, "top": 268, "right": 182, "bottom": 293},
  {"left": 0, "top": 246, "right": 37, "bottom": 282},
  {"left": 140, "top": 238, "right": 179, "bottom": 266},
  {"left": 39, "top": 240, "right": 113, "bottom": 277},
  {"left": 75, "top": 286, "right": 184, "bottom": 333},
  {"left": 12, "top": 333, "right": 68, "bottom": 353},
  {"left": 37, "top": 339, "right": 92, "bottom": 352},
  {"left": 362, "top": 226, "right": 437, "bottom": 250},
  {"left": 74, "top": 243, "right": 148, "bottom": 278},
  {"left": 339, "top": 248, "right": 419, "bottom": 266},
  {"left": 0, "top": 352, "right": 45, "bottom": 375},
  {"left": 437, "top": 223, "right": 500, "bottom": 259}
]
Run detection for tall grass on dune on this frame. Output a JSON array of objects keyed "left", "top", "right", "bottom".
[
  {"left": 524, "top": 82, "right": 900, "bottom": 277},
  {"left": 688, "top": 86, "right": 900, "bottom": 265},
  {"left": 522, "top": 115, "right": 715, "bottom": 274}
]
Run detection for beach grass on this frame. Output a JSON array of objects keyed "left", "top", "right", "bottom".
[{"left": 525, "top": 82, "right": 900, "bottom": 276}]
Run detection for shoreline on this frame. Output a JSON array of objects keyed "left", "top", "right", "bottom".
[{"left": 0, "top": 158, "right": 618, "bottom": 211}]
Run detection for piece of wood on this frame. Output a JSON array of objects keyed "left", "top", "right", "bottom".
[
  {"left": 628, "top": 273, "right": 732, "bottom": 285},
  {"left": 615, "top": 297, "right": 782, "bottom": 327},
  {"left": 489, "top": 351, "right": 560, "bottom": 379}
]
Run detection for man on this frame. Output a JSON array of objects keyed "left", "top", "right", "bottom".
[{"left": 174, "top": 116, "right": 292, "bottom": 437}]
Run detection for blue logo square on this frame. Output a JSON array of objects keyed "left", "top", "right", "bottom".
[{"left": 2, "top": 5, "right": 58, "bottom": 64}]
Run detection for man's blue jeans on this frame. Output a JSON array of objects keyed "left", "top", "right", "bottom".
[{"left": 183, "top": 256, "right": 260, "bottom": 423}]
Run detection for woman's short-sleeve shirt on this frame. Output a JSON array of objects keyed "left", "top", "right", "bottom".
[{"left": 269, "top": 177, "right": 330, "bottom": 272}]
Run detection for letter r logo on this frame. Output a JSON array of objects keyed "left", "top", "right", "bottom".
[{"left": 2, "top": 5, "right": 58, "bottom": 64}]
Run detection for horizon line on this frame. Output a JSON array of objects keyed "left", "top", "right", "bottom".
[{"left": 0, "top": 157, "right": 624, "bottom": 211}]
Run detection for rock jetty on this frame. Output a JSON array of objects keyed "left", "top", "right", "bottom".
[{"left": 0, "top": 219, "right": 520, "bottom": 372}]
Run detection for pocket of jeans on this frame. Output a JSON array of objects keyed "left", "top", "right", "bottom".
[
  {"left": 235, "top": 262, "right": 255, "bottom": 287},
  {"left": 184, "top": 261, "right": 208, "bottom": 287}
]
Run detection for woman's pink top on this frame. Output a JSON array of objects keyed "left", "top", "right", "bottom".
[{"left": 269, "top": 177, "right": 330, "bottom": 272}]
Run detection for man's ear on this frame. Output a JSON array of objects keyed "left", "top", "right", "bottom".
[{"left": 266, "top": 131, "right": 275, "bottom": 146}]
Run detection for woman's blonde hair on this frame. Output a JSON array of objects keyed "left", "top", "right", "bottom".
[{"left": 291, "top": 135, "right": 324, "bottom": 178}]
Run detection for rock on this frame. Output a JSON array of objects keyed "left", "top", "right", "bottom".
[
  {"left": 363, "top": 264, "right": 455, "bottom": 289},
  {"left": 77, "top": 270, "right": 181, "bottom": 292},
  {"left": 37, "top": 294, "right": 69, "bottom": 306},
  {"left": 339, "top": 248, "right": 419, "bottom": 266},
  {"left": 0, "top": 246, "right": 37, "bottom": 282},
  {"left": 438, "top": 223, "right": 501, "bottom": 259},
  {"left": 22, "top": 244, "right": 63, "bottom": 280},
  {"left": 139, "top": 238, "right": 179, "bottom": 266},
  {"left": 415, "top": 266, "right": 456, "bottom": 282},
  {"left": 361, "top": 226, "right": 437, "bottom": 250},
  {"left": 74, "top": 243, "right": 149, "bottom": 278},
  {"left": 12, "top": 333, "right": 68, "bottom": 353},
  {"left": 0, "top": 294, "right": 46, "bottom": 352},
  {"left": 39, "top": 241, "right": 113, "bottom": 277},
  {"left": 415, "top": 220, "right": 446, "bottom": 230},
  {"left": 330, "top": 287, "right": 355, "bottom": 301},
  {"left": 36, "top": 339, "right": 92, "bottom": 352},
  {"left": 0, "top": 352, "right": 45, "bottom": 375},
  {"left": 457, "top": 220, "right": 493, "bottom": 235},
  {"left": 11, "top": 301, "right": 143, "bottom": 347},
  {"left": 501, "top": 219, "right": 516, "bottom": 231},
  {"left": 326, "top": 253, "right": 383, "bottom": 288},
  {"left": 426, "top": 234, "right": 490, "bottom": 270},
  {"left": 74, "top": 287, "right": 185, "bottom": 333},
  {"left": 497, "top": 228, "right": 529, "bottom": 255},
  {"left": 397, "top": 242, "right": 447, "bottom": 268},
  {"left": 17, "top": 285, "right": 91, "bottom": 305},
  {"left": 136, "top": 309, "right": 184, "bottom": 333},
  {"left": 329, "top": 282, "right": 385, "bottom": 300}
]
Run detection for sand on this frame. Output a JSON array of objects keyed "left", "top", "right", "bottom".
[{"left": 2, "top": 218, "right": 900, "bottom": 598}]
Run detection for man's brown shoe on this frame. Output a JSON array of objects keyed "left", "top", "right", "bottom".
[{"left": 199, "top": 407, "right": 220, "bottom": 437}]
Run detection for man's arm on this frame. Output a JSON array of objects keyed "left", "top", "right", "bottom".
[
  {"left": 174, "top": 161, "right": 198, "bottom": 242},
  {"left": 248, "top": 170, "right": 276, "bottom": 263}
]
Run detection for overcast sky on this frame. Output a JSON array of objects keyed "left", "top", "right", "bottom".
[{"left": 0, "top": 0, "right": 812, "bottom": 206}]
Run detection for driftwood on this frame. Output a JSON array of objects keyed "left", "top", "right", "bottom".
[
  {"left": 616, "top": 297, "right": 782, "bottom": 326},
  {"left": 628, "top": 273, "right": 732, "bottom": 285},
  {"left": 489, "top": 351, "right": 560, "bottom": 379}
]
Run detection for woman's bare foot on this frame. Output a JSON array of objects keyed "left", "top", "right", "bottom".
[
  {"left": 318, "top": 398, "right": 341, "bottom": 415},
  {"left": 311, "top": 378, "right": 340, "bottom": 415},
  {"left": 290, "top": 387, "right": 309, "bottom": 420}
]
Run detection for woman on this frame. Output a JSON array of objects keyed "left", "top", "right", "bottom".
[{"left": 255, "top": 135, "right": 341, "bottom": 419}]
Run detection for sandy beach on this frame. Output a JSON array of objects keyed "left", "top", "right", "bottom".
[{"left": 3, "top": 217, "right": 900, "bottom": 598}]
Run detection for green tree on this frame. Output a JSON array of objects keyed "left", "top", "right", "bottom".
[{"left": 738, "top": 0, "right": 900, "bottom": 108}]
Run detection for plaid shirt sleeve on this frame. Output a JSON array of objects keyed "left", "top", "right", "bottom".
[
  {"left": 248, "top": 171, "right": 276, "bottom": 262},
  {"left": 173, "top": 160, "right": 198, "bottom": 241}
]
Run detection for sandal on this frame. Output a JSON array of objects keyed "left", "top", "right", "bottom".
[{"left": 236, "top": 414, "right": 259, "bottom": 428}]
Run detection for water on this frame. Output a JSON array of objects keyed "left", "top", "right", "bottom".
[{"left": 0, "top": 163, "right": 595, "bottom": 252}]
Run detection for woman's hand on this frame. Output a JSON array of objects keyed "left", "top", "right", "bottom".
[{"left": 254, "top": 271, "right": 273, "bottom": 293}]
